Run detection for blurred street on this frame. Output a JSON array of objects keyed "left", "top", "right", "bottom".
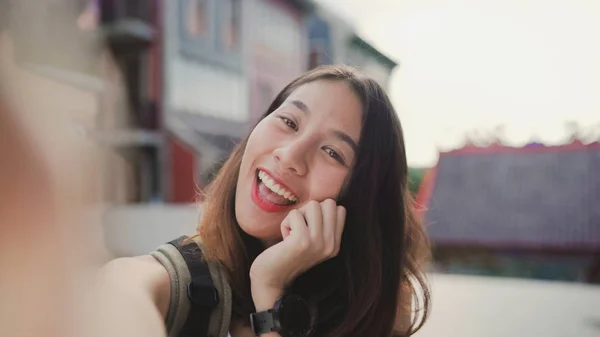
[{"left": 416, "top": 274, "right": 600, "bottom": 337}]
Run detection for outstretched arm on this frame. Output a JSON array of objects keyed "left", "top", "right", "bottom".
[{"left": 87, "top": 256, "right": 172, "bottom": 337}]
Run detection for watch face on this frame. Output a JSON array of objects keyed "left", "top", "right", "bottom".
[{"left": 279, "top": 295, "right": 312, "bottom": 336}]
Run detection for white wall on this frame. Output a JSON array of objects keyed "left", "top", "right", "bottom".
[
  {"left": 363, "top": 59, "right": 392, "bottom": 88},
  {"left": 103, "top": 205, "right": 201, "bottom": 257},
  {"left": 347, "top": 48, "right": 393, "bottom": 89},
  {"left": 312, "top": 5, "right": 354, "bottom": 65},
  {"left": 168, "top": 61, "right": 248, "bottom": 122},
  {"left": 250, "top": 0, "right": 304, "bottom": 65}
]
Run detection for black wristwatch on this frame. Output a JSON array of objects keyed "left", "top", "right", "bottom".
[{"left": 250, "top": 294, "right": 314, "bottom": 337}]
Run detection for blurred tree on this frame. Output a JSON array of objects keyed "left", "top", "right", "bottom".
[{"left": 408, "top": 167, "right": 426, "bottom": 196}]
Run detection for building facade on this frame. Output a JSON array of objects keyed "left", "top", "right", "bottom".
[
  {"left": 159, "top": 0, "right": 398, "bottom": 203},
  {"left": 161, "top": 0, "right": 313, "bottom": 203},
  {"left": 2, "top": 0, "right": 161, "bottom": 205},
  {"left": 246, "top": 0, "right": 311, "bottom": 122},
  {"left": 417, "top": 141, "right": 600, "bottom": 283},
  {"left": 306, "top": 4, "right": 397, "bottom": 89},
  {"left": 2, "top": 0, "right": 398, "bottom": 206},
  {"left": 161, "top": 0, "right": 249, "bottom": 202},
  {"left": 0, "top": 0, "right": 404, "bottom": 257}
]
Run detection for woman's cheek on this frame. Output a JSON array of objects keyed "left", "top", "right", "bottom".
[{"left": 311, "top": 168, "right": 346, "bottom": 200}]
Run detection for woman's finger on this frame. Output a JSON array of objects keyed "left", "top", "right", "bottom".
[
  {"left": 299, "top": 201, "right": 323, "bottom": 242},
  {"left": 281, "top": 209, "right": 309, "bottom": 245},
  {"left": 320, "top": 199, "right": 338, "bottom": 255},
  {"left": 334, "top": 206, "right": 346, "bottom": 255}
]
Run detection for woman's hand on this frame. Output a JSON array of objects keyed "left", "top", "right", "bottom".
[{"left": 250, "top": 199, "right": 346, "bottom": 294}]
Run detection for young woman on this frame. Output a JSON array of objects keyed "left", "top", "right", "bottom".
[{"left": 103, "top": 65, "right": 430, "bottom": 337}]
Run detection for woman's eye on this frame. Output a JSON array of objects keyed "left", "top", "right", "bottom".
[
  {"left": 324, "top": 147, "right": 345, "bottom": 165},
  {"left": 280, "top": 117, "right": 298, "bottom": 131}
]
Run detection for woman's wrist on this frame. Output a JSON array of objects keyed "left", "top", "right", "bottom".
[
  {"left": 250, "top": 282, "right": 284, "bottom": 336},
  {"left": 250, "top": 281, "right": 285, "bottom": 311}
]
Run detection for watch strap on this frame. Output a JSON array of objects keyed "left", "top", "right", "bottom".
[{"left": 250, "top": 310, "right": 277, "bottom": 336}]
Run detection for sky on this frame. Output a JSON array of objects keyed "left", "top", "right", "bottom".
[{"left": 316, "top": 0, "right": 600, "bottom": 167}]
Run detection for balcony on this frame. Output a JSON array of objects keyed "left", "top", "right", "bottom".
[{"left": 100, "top": 0, "right": 155, "bottom": 55}]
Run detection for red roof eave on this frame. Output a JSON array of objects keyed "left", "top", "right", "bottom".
[
  {"left": 414, "top": 166, "right": 437, "bottom": 219},
  {"left": 443, "top": 140, "right": 600, "bottom": 156}
]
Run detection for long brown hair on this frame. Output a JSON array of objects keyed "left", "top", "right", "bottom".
[{"left": 197, "top": 65, "right": 430, "bottom": 336}]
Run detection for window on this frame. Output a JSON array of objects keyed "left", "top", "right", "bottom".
[
  {"left": 178, "top": 0, "right": 241, "bottom": 71},
  {"left": 307, "top": 15, "right": 333, "bottom": 70},
  {"left": 185, "top": 0, "right": 209, "bottom": 38},
  {"left": 254, "top": 1, "right": 300, "bottom": 58},
  {"left": 220, "top": 0, "right": 241, "bottom": 51}
]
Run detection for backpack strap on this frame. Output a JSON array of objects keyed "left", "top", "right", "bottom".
[
  {"left": 168, "top": 236, "right": 219, "bottom": 337},
  {"left": 151, "top": 236, "right": 232, "bottom": 337}
]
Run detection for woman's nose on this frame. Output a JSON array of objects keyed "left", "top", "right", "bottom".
[{"left": 273, "top": 140, "right": 309, "bottom": 176}]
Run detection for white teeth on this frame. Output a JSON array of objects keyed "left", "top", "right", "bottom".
[
  {"left": 272, "top": 184, "right": 281, "bottom": 194},
  {"left": 257, "top": 170, "right": 298, "bottom": 203}
]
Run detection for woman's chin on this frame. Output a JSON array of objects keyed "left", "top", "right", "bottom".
[
  {"left": 238, "top": 221, "right": 281, "bottom": 246},
  {"left": 235, "top": 195, "right": 282, "bottom": 245}
]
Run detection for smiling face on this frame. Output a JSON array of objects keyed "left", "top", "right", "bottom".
[{"left": 234, "top": 80, "right": 363, "bottom": 245}]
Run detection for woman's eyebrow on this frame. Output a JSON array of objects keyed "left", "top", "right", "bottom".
[
  {"left": 332, "top": 130, "right": 358, "bottom": 153},
  {"left": 290, "top": 99, "right": 358, "bottom": 152},
  {"left": 291, "top": 100, "right": 310, "bottom": 115}
]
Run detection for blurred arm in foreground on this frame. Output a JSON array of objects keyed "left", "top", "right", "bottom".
[
  {"left": 0, "top": 97, "right": 167, "bottom": 337},
  {"left": 0, "top": 1, "right": 165, "bottom": 336}
]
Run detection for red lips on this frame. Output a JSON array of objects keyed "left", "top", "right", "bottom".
[
  {"left": 251, "top": 168, "right": 298, "bottom": 213},
  {"left": 251, "top": 175, "right": 295, "bottom": 212}
]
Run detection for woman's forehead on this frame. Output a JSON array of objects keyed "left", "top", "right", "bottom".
[
  {"left": 283, "top": 81, "right": 362, "bottom": 137},
  {"left": 288, "top": 80, "right": 356, "bottom": 100},
  {"left": 284, "top": 81, "right": 362, "bottom": 117}
]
